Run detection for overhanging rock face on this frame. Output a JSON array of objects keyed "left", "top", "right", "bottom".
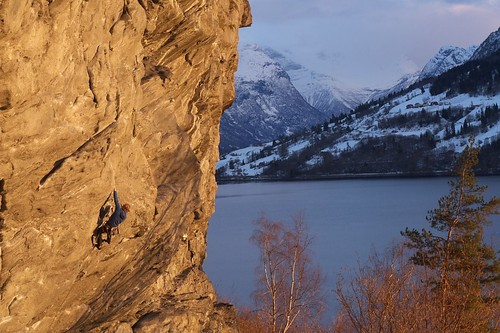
[{"left": 0, "top": 0, "right": 251, "bottom": 332}]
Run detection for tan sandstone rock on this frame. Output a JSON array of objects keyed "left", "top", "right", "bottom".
[{"left": 0, "top": 0, "right": 251, "bottom": 332}]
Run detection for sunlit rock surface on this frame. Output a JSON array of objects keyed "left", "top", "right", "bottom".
[{"left": 0, "top": 0, "right": 251, "bottom": 332}]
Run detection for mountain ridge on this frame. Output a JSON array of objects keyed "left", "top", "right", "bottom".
[
  {"left": 471, "top": 27, "right": 500, "bottom": 60},
  {"left": 419, "top": 45, "right": 478, "bottom": 81}
]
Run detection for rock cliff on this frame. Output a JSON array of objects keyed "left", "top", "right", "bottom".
[{"left": 0, "top": 0, "right": 251, "bottom": 332}]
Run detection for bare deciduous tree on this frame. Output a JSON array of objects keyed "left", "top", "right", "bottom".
[
  {"left": 335, "top": 245, "right": 432, "bottom": 333},
  {"left": 236, "top": 307, "right": 268, "bottom": 333},
  {"left": 335, "top": 243, "right": 500, "bottom": 333},
  {"left": 251, "top": 213, "right": 325, "bottom": 333}
]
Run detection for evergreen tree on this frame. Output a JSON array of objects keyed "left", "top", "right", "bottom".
[
  {"left": 402, "top": 136, "right": 500, "bottom": 332},
  {"left": 323, "top": 121, "right": 329, "bottom": 132},
  {"left": 445, "top": 125, "right": 451, "bottom": 139},
  {"left": 278, "top": 142, "right": 289, "bottom": 159},
  {"left": 461, "top": 119, "right": 469, "bottom": 134}
]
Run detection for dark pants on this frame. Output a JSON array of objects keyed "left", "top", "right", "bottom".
[
  {"left": 92, "top": 194, "right": 116, "bottom": 249},
  {"left": 92, "top": 224, "right": 110, "bottom": 249},
  {"left": 92, "top": 224, "right": 119, "bottom": 249}
]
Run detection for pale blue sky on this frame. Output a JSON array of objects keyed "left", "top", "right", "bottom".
[{"left": 240, "top": 0, "right": 500, "bottom": 89}]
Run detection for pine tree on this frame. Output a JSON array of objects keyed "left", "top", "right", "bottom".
[
  {"left": 402, "top": 136, "right": 500, "bottom": 332},
  {"left": 461, "top": 119, "right": 469, "bottom": 134}
]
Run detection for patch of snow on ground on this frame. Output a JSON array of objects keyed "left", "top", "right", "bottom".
[
  {"left": 306, "top": 155, "right": 323, "bottom": 166},
  {"left": 288, "top": 140, "right": 310, "bottom": 154},
  {"left": 322, "top": 139, "right": 360, "bottom": 156}
]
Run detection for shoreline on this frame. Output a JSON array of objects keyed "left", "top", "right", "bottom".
[{"left": 216, "top": 170, "right": 500, "bottom": 184}]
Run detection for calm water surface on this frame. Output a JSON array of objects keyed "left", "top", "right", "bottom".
[{"left": 204, "top": 177, "right": 500, "bottom": 309}]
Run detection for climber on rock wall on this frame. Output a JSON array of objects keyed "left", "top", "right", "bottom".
[
  {"left": 92, "top": 189, "right": 130, "bottom": 249},
  {"left": 107, "top": 188, "right": 130, "bottom": 233}
]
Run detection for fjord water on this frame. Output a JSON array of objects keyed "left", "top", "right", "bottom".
[{"left": 204, "top": 177, "right": 500, "bottom": 308}]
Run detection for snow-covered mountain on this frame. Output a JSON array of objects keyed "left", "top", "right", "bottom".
[
  {"left": 418, "top": 45, "right": 477, "bottom": 80},
  {"left": 217, "top": 32, "right": 500, "bottom": 178},
  {"left": 471, "top": 27, "right": 500, "bottom": 60},
  {"left": 261, "top": 47, "right": 372, "bottom": 116},
  {"left": 220, "top": 45, "right": 326, "bottom": 154},
  {"left": 220, "top": 29, "right": 498, "bottom": 156}
]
